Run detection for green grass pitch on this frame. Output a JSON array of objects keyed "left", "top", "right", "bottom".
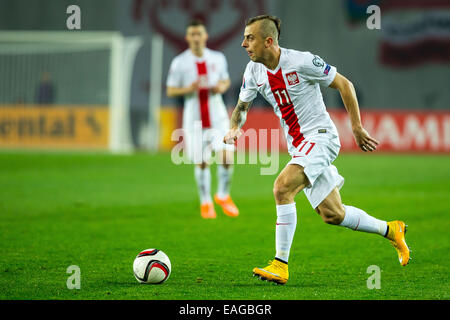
[{"left": 0, "top": 151, "right": 448, "bottom": 300}]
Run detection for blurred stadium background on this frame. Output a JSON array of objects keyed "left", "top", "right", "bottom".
[{"left": 0, "top": 0, "right": 448, "bottom": 153}]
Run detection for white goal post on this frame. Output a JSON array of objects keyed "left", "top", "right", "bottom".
[
  {"left": 0, "top": 31, "right": 142, "bottom": 153},
  {"left": 147, "top": 33, "right": 164, "bottom": 152}
]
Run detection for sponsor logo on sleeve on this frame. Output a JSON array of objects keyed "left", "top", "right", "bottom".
[{"left": 324, "top": 64, "right": 331, "bottom": 75}]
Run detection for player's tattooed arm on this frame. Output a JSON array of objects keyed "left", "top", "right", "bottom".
[
  {"left": 231, "top": 99, "right": 252, "bottom": 129},
  {"left": 329, "top": 72, "right": 379, "bottom": 152},
  {"left": 224, "top": 99, "right": 252, "bottom": 144}
]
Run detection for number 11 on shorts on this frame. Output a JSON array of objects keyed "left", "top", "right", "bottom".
[{"left": 296, "top": 141, "right": 316, "bottom": 156}]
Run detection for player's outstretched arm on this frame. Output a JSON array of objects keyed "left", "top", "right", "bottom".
[
  {"left": 329, "top": 73, "right": 379, "bottom": 152},
  {"left": 223, "top": 99, "right": 252, "bottom": 144}
]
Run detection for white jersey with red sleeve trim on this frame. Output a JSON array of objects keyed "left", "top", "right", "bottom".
[
  {"left": 166, "top": 48, "right": 230, "bottom": 132},
  {"left": 239, "top": 47, "right": 339, "bottom": 155}
]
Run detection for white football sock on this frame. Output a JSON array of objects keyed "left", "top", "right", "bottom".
[
  {"left": 217, "top": 165, "right": 233, "bottom": 199},
  {"left": 275, "top": 203, "right": 297, "bottom": 263},
  {"left": 194, "top": 166, "right": 212, "bottom": 204},
  {"left": 339, "top": 205, "right": 387, "bottom": 236}
]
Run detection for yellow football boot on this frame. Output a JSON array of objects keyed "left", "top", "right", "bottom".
[
  {"left": 252, "top": 259, "right": 288, "bottom": 285},
  {"left": 386, "top": 220, "right": 411, "bottom": 266}
]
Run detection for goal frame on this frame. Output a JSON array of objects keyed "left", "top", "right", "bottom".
[{"left": 0, "top": 31, "right": 142, "bottom": 153}]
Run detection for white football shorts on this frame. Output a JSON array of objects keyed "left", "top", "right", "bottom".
[{"left": 287, "top": 131, "right": 344, "bottom": 209}]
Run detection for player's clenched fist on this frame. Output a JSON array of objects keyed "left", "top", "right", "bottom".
[{"left": 223, "top": 127, "right": 243, "bottom": 144}]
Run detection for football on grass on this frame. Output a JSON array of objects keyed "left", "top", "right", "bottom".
[{"left": 133, "top": 249, "right": 171, "bottom": 284}]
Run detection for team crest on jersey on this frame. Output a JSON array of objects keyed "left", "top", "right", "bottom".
[{"left": 285, "top": 72, "right": 299, "bottom": 86}]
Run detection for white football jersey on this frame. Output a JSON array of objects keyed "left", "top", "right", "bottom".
[
  {"left": 239, "top": 47, "right": 339, "bottom": 155},
  {"left": 167, "top": 48, "right": 230, "bottom": 132}
]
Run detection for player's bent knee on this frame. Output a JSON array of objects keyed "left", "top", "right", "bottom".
[
  {"left": 273, "top": 184, "right": 289, "bottom": 203},
  {"left": 273, "top": 181, "right": 295, "bottom": 204}
]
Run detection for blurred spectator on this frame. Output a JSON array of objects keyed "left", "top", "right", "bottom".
[{"left": 36, "top": 71, "right": 55, "bottom": 104}]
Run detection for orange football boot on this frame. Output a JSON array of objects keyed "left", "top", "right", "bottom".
[
  {"left": 200, "top": 202, "right": 216, "bottom": 219},
  {"left": 214, "top": 194, "right": 239, "bottom": 217}
]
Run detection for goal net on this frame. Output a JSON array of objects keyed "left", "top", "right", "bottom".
[{"left": 0, "top": 31, "right": 142, "bottom": 152}]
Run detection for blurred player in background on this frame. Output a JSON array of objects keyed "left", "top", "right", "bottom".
[
  {"left": 224, "top": 15, "right": 410, "bottom": 284},
  {"left": 167, "top": 19, "right": 239, "bottom": 219}
]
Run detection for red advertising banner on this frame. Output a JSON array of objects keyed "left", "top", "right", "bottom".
[{"left": 240, "top": 109, "right": 450, "bottom": 153}]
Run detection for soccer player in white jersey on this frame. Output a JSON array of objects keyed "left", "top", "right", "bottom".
[
  {"left": 224, "top": 15, "right": 410, "bottom": 284},
  {"left": 167, "top": 19, "right": 239, "bottom": 219}
]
